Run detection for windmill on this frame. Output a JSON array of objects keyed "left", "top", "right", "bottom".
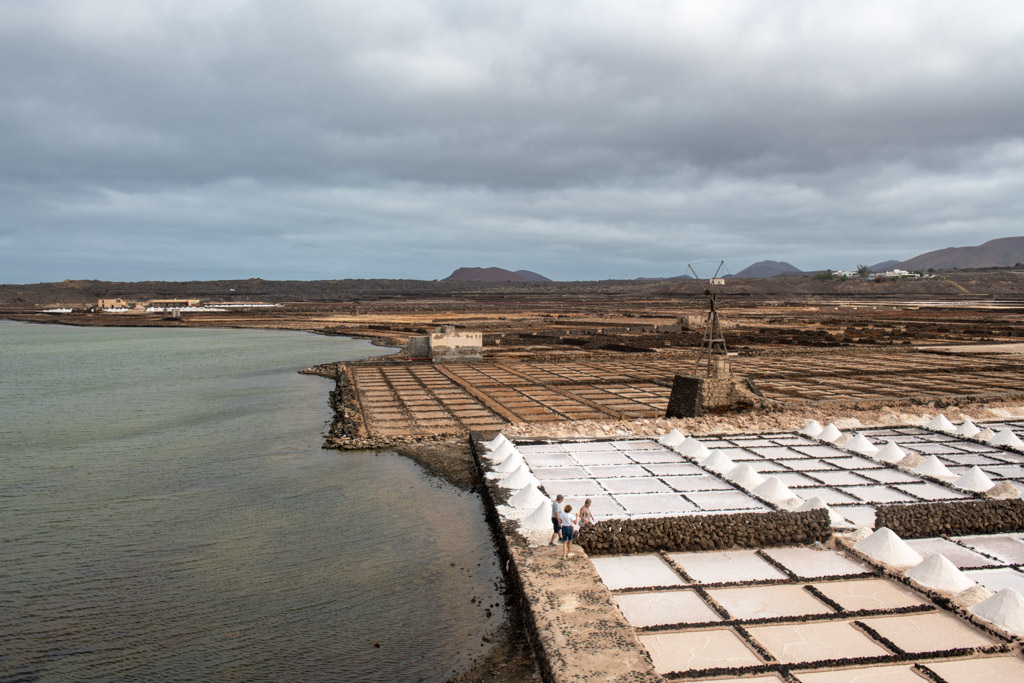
[{"left": 687, "top": 260, "right": 729, "bottom": 378}]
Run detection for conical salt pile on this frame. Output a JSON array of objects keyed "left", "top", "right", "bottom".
[
  {"left": 508, "top": 484, "right": 548, "bottom": 509},
  {"left": 499, "top": 464, "right": 538, "bottom": 489},
  {"left": 926, "top": 414, "right": 956, "bottom": 433},
  {"left": 846, "top": 432, "right": 878, "bottom": 455},
  {"left": 970, "top": 589, "right": 1024, "bottom": 637},
  {"left": 703, "top": 450, "right": 734, "bottom": 474},
  {"left": 752, "top": 476, "right": 797, "bottom": 503},
  {"left": 873, "top": 441, "right": 907, "bottom": 464},
  {"left": 955, "top": 419, "right": 981, "bottom": 438},
  {"left": 521, "top": 501, "right": 556, "bottom": 530},
  {"left": 976, "top": 428, "right": 996, "bottom": 441},
  {"left": 797, "top": 496, "right": 846, "bottom": 526},
  {"left": 913, "top": 456, "right": 955, "bottom": 479},
  {"left": 799, "top": 420, "right": 823, "bottom": 437},
  {"left": 677, "top": 436, "right": 704, "bottom": 455},
  {"left": 990, "top": 429, "right": 1024, "bottom": 450},
  {"left": 905, "top": 554, "right": 976, "bottom": 594},
  {"left": 659, "top": 429, "right": 686, "bottom": 447},
  {"left": 854, "top": 528, "right": 924, "bottom": 569},
  {"left": 493, "top": 449, "right": 525, "bottom": 473},
  {"left": 726, "top": 463, "right": 766, "bottom": 490},
  {"left": 485, "top": 440, "right": 515, "bottom": 462},
  {"left": 955, "top": 466, "right": 995, "bottom": 492},
  {"left": 818, "top": 423, "right": 843, "bottom": 442},
  {"left": 484, "top": 433, "right": 509, "bottom": 451}
]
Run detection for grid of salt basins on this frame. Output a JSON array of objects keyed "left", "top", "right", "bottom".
[{"left": 593, "top": 536, "right": 1024, "bottom": 681}]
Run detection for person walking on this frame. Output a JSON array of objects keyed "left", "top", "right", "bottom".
[
  {"left": 549, "top": 494, "right": 564, "bottom": 546},
  {"left": 558, "top": 504, "right": 576, "bottom": 559}
]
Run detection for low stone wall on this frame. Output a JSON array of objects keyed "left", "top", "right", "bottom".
[
  {"left": 576, "top": 509, "right": 832, "bottom": 556},
  {"left": 875, "top": 499, "right": 1024, "bottom": 539}
]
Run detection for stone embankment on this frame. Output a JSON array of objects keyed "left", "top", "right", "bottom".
[{"left": 875, "top": 499, "right": 1024, "bottom": 539}]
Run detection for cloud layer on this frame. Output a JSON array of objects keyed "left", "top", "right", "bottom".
[{"left": 2, "top": 0, "right": 1023, "bottom": 281}]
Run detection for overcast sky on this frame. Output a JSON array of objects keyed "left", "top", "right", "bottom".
[{"left": 2, "top": 0, "right": 1023, "bottom": 282}]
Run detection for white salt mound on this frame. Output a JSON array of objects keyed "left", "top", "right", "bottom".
[
  {"left": 955, "top": 419, "right": 981, "bottom": 438},
  {"left": 752, "top": 476, "right": 796, "bottom": 503},
  {"left": 797, "top": 496, "right": 847, "bottom": 526},
  {"left": 659, "top": 429, "right": 686, "bottom": 447},
  {"left": 976, "top": 428, "right": 996, "bottom": 441},
  {"left": 703, "top": 450, "right": 734, "bottom": 474},
  {"left": 955, "top": 466, "right": 995, "bottom": 493},
  {"left": 971, "top": 588, "right": 1024, "bottom": 637},
  {"left": 521, "top": 501, "right": 555, "bottom": 530},
  {"left": 484, "top": 433, "right": 509, "bottom": 451},
  {"left": 726, "top": 463, "right": 766, "bottom": 490},
  {"left": 508, "top": 484, "right": 548, "bottom": 509},
  {"left": 906, "top": 554, "right": 977, "bottom": 594},
  {"left": 799, "top": 420, "right": 823, "bottom": 437},
  {"left": 913, "top": 455, "right": 955, "bottom": 479},
  {"left": 499, "top": 465, "right": 538, "bottom": 489},
  {"left": 926, "top": 414, "right": 956, "bottom": 433},
  {"left": 485, "top": 440, "right": 515, "bottom": 462},
  {"left": 846, "top": 432, "right": 878, "bottom": 455},
  {"left": 873, "top": 441, "right": 907, "bottom": 464},
  {"left": 677, "top": 436, "right": 705, "bottom": 456},
  {"left": 990, "top": 429, "right": 1024, "bottom": 450},
  {"left": 854, "top": 527, "right": 924, "bottom": 569},
  {"left": 493, "top": 450, "right": 525, "bottom": 473},
  {"left": 818, "top": 423, "right": 843, "bottom": 443}
]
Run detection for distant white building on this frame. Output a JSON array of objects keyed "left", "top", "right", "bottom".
[{"left": 834, "top": 270, "right": 858, "bottom": 278}]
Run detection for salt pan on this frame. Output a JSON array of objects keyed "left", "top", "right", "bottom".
[
  {"left": 845, "top": 432, "right": 878, "bottom": 455},
  {"left": 753, "top": 476, "right": 797, "bottom": 503},
  {"left": 873, "top": 441, "right": 907, "bottom": 464},
  {"left": 799, "top": 420, "right": 823, "bottom": 437},
  {"left": 499, "top": 464, "right": 538, "bottom": 489},
  {"left": 659, "top": 429, "right": 686, "bottom": 447},
  {"left": 854, "top": 528, "right": 923, "bottom": 569},
  {"left": 703, "top": 450, "right": 735, "bottom": 474},
  {"left": 521, "top": 501, "right": 555, "bottom": 530},
  {"left": 955, "top": 466, "right": 995, "bottom": 492},
  {"left": 927, "top": 414, "right": 956, "bottom": 432},
  {"left": 508, "top": 484, "right": 548, "bottom": 509},
  {"left": 990, "top": 429, "right": 1024, "bottom": 450},
  {"left": 970, "top": 588, "right": 1024, "bottom": 637},
  {"left": 818, "top": 423, "right": 843, "bottom": 443},
  {"left": 905, "top": 554, "right": 977, "bottom": 594},
  {"left": 727, "top": 463, "right": 766, "bottom": 490},
  {"left": 493, "top": 450, "right": 525, "bottom": 473},
  {"left": 955, "top": 419, "right": 981, "bottom": 438},
  {"left": 913, "top": 455, "right": 955, "bottom": 479}
]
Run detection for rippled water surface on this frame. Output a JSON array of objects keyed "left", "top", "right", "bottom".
[{"left": 0, "top": 321, "right": 504, "bottom": 681}]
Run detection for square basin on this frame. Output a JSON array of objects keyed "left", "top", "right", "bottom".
[
  {"left": 613, "top": 590, "right": 720, "bottom": 627},
  {"left": 810, "top": 578, "right": 929, "bottom": 611},
  {"left": 761, "top": 547, "right": 870, "bottom": 579},
  {"left": 707, "top": 584, "right": 833, "bottom": 619},
  {"left": 591, "top": 554, "right": 686, "bottom": 590},
  {"left": 668, "top": 549, "right": 787, "bottom": 584},
  {"left": 860, "top": 612, "right": 997, "bottom": 652},
  {"left": 746, "top": 620, "right": 888, "bottom": 664},
  {"left": 638, "top": 629, "right": 761, "bottom": 674}
]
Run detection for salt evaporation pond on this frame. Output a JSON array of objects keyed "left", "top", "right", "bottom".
[{"left": 0, "top": 321, "right": 505, "bottom": 681}]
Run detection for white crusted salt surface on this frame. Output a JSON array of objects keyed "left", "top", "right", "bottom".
[
  {"left": 970, "top": 588, "right": 1024, "bottom": 637},
  {"left": 955, "top": 466, "right": 996, "bottom": 492},
  {"left": 905, "top": 554, "right": 977, "bottom": 594},
  {"left": 927, "top": 414, "right": 956, "bottom": 432},
  {"left": 752, "top": 476, "right": 798, "bottom": 504},
  {"left": 658, "top": 429, "right": 686, "bottom": 447},
  {"left": 912, "top": 455, "right": 955, "bottom": 479},
  {"left": 508, "top": 484, "right": 549, "bottom": 509},
  {"left": 762, "top": 547, "right": 870, "bottom": 578},
  {"left": 818, "top": 423, "right": 843, "bottom": 443},
  {"left": 589, "top": 554, "right": 686, "bottom": 590},
  {"left": 854, "top": 528, "right": 924, "bottom": 569},
  {"left": 493, "top": 450, "right": 525, "bottom": 473},
  {"left": 613, "top": 591, "right": 721, "bottom": 627},
  {"left": 990, "top": 429, "right": 1024, "bottom": 449},
  {"left": 799, "top": 419, "right": 823, "bottom": 437},
  {"left": 668, "top": 549, "right": 787, "bottom": 583},
  {"left": 873, "top": 441, "right": 907, "bottom": 464},
  {"left": 726, "top": 463, "right": 767, "bottom": 490},
  {"left": 703, "top": 450, "right": 735, "bottom": 474},
  {"left": 846, "top": 432, "right": 878, "bottom": 455},
  {"left": 956, "top": 419, "right": 982, "bottom": 438}
]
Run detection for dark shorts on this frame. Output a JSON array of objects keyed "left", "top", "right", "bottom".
[
  {"left": 561, "top": 525, "right": 574, "bottom": 542},
  {"left": 552, "top": 517, "right": 560, "bottom": 533}
]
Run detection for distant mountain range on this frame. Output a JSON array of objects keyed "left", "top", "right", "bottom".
[
  {"left": 444, "top": 267, "right": 552, "bottom": 283},
  {"left": 727, "top": 261, "right": 802, "bottom": 279},
  {"left": 895, "top": 237, "right": 1024, "bottom": 271}
]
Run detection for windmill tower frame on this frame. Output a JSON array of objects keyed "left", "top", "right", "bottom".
[{"left": 688, "top": 261, "right": 729, "bottom": 378}]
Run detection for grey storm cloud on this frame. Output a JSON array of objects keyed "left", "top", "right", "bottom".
[{"left": 1, "top": 0, "right": 1023, "bottom": 282}]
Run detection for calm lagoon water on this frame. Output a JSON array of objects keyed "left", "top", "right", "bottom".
[{"left": 0, "top": 321, "right": 504, "bottom": 681}]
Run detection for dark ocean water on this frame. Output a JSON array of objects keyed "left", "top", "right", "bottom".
[{"left": 0, "top": 321, "right": 504, "bottom": 681}]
